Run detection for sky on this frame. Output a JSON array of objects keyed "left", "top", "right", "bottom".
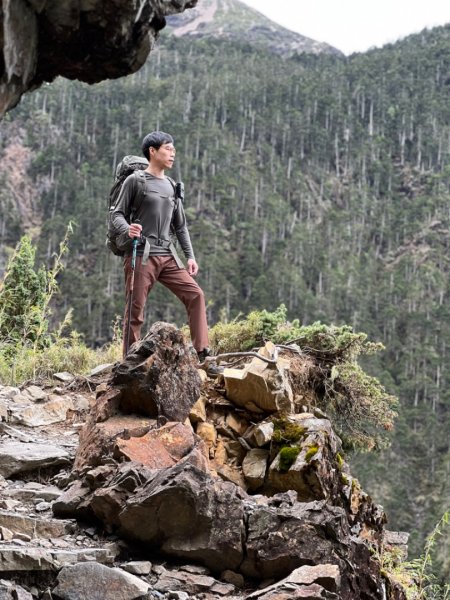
[{"left": 240, "top": 0, "right": 450, "bottom": 55}]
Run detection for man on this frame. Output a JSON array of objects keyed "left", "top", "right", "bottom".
[{"left": 112, "top": 131, "right": 211, "bottom": 362}]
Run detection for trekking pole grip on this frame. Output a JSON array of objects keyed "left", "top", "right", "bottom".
[{"left": 131, "top": 219, "right": 140, "bottom": 271}]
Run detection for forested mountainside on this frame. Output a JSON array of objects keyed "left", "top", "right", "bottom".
[{"left": 1, "top": 19, "right": 450, "bottom": 574}]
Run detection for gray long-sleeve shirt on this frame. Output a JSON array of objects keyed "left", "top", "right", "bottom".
[{"left": 112, "top": 171, "right": 195, "bottom": 260}]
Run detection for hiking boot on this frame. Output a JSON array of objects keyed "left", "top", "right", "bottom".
[
  {"left": 196, "top": 347, "right": 211, "bottom": 364},
  {"left": 196, "top": 347, "right": 224, "bottom": 378}
]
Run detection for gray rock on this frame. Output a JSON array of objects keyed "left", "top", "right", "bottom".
[
  {"left": 153, "top": 569, "right": 215, "bottom": 594},
  {"left": 121, "top": 561, "right": 152, "bottom": 575},
  {"left": 5, "top": 482, "right": 62, "bottom": 502},
  {"left": 0, "top": 526, "right": 13, "bottom": 541},
  {"left": 384, "top": 530, "right": 410, "bottom": 561},
  {"left": 6, "top": 393, "right": 32, "bottom": 406},
  {"left": 89, "top": 363, "right": 113, "bottom": 377},
  {"left": 254, "top": 583, "right": 339, "bottom": 599},
  {"left": 0, "top": 499, "right": 20, "bottom": 511},
  {"left": 0, "top": 546, "right": 66, "bottom": 571},
  {"left": 0, "top": 580, "right": 33, "bottom": 600},
  {"left": 242, "top": 449, "right": 269, "bottom": 491},
  {"left": 248, "top": 564, "right": 341, "bottom": 598},
  {"left": 180, "top": 564, "right": 211, "bottom": 575},
  {"left": 22, "top": 385, "right": 47, "bottom": 402},
  {"left": 0, "top": 386, "right": 20, "bottom": 399},
  {"left": 0, "top": 441, "right": 70, "bottom": 477},
  {"left": 242, "top": 500, "right": 345, "bottom": 580},
  {"left": 8, "top": 395, "right": 74, "bottom": 427},
  {"left": 53, "top": 372, "right": 75, "bottom": 383},
  {"left": 0, "top": 544, "right": 118, "bottom": 572},
  {"left": 71, "top": 394, "right": 90, "bottom": 412},
  {"left": 209, "top": 581, "right": 236, "bottom": 595},
  {"left": 53, "top": 563, "right": 149, "bottom": 599},
  {"left": 289, "top": 565, "right": 341, "bottom": 592},
  {"left": 119, "top": 461, "right": 246, "bottom": 572},
  {"left": 112, "top": 322, "right": 202, "bottom": 422},
  {"left": 266, "top": 417, "right": 342, "bottom": 502},
  {"left": 254, "top": 422, "right": 274, "bottom": 447},
  {"left": 0, "top": 423, "right": 33, "bottom": 442},
  {"left": 0, "top": 399, "right": 8, "bottom": 421},
  {"left": 13, "top": 532, "right": 31, "bottom": 542},
  {"left": 0, "top": 510, "right": 75, "bottom": 538}
]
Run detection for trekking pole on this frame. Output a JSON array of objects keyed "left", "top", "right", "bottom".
[{"left": 125, "top": 220, "right": 140, "bottom": 356}]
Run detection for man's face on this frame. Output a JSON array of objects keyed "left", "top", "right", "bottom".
[{"left": 150, "top": 142, "right": 176, "bottom": 169}]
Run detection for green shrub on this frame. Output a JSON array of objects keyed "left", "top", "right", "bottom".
[
  {"left": 0, "top": 235, "right": 49, "bottom": 346},
  {"left": 0, "top": 229, "right": 122, "bottom": 386},
  {"left": 379, "top": 512, "right": 450, "bottom": 599},
  {"left": 209, "top": 304, "right": 300, "bottom": 353},
  {"left": 210, "top": 305, "right": 397, "bottom": 451}
]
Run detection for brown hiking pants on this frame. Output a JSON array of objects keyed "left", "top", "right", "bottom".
[{"left": 122, "top": 255, "right": 209, "bottom": 357}]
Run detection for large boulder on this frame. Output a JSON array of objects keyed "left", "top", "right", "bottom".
[
  {"left": 0, "top": 440, "right": 71, "bottom": 477},
  {"left": 266, "top": 414, "right": 344, "bottom": 501},
  {"left": 73, "top": 322, "right": 201, "bottom": 472},
  {"left": 223, "top": 342, "right": 294, "bottom": 414},
  {"left": 119, "top": 460, "right": 246, "bottom": 572},
  {"left": 242, "top": 495, "right": 385, "bottom": 599},
  {"left": 53, "top": 562, "right": 149, "bottom": 600},
  {"left": 111, "top": 322, "right": 202, "bottom": 421}
]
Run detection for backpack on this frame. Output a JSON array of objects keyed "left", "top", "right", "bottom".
[{"left": 106, "top": 155, "right": 182, "bottom": 256}]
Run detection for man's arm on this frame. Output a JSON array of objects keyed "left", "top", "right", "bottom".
[
  {"left": 172, "top": 199, "right": 198, "bottom": 275},
  {"left": 111, "top": 174, "right": 137, "bottom": 235}
]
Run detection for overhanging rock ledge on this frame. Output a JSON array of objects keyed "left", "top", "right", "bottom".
[{"left": 0, "top": 0, "right": 198, "bottom": 117}]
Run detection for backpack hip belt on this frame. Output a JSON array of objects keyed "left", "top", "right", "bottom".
[{"left": 142, "top": 236, "right": 184, "bottom": 269}]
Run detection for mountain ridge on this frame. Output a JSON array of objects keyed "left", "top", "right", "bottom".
[{"left": 166, "top": 0, "right": 343, "bottom": 57}]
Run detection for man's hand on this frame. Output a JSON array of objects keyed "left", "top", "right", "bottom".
[
  {"left": 128, "top": 223, "right": 142, "bottom": 238},
  {"left": 187, "top": 258, "right": 199, "bottom": 276}
]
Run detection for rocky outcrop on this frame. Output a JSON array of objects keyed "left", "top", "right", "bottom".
[
  {"left": 0, "top": 324, "right": 409, "bottom": 598},
  {"left": 72, "top": 322, "right": 202, "bottom": 472},
  {"left": 48, "top": 331, "right": 406, "bottom": 599},
  {"left": 0, "top": 0, "right": 198, "bottom": 117}
]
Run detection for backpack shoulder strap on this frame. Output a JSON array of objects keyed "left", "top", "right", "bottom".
[
  {"left": 166, "top": 175, "right": 176, "bottom": 191},
  {"left": 166, "top": 176, "right": 180, "bottom": 210},
  {"left": 130, "top": 170, "right": 147, "bottom": 217}
]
